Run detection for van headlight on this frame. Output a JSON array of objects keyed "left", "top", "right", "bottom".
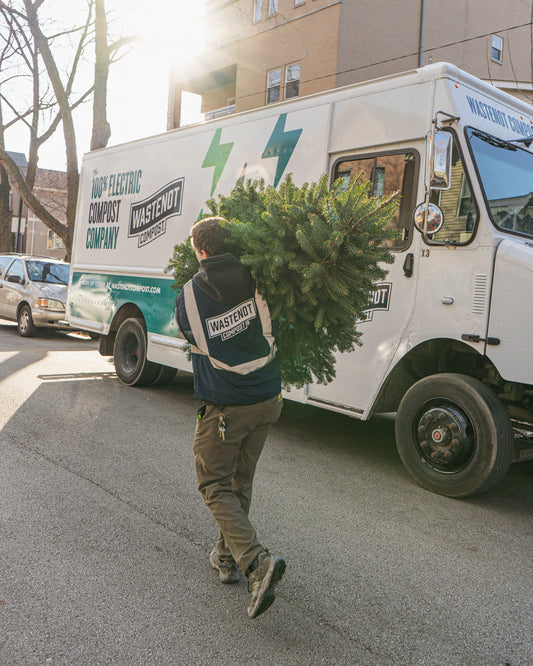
[{"left": 38, "top": 298, "right": 65, "bottom": 311}]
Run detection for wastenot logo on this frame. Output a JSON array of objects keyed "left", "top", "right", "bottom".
[
  {"left": 206, "top": 299, "right": 256, "bottom": 341},
  {"left": 129, "top": 178, "right": 184, "bottom": 247},
  {"left": 358, "top": 282, "right": 392, "bottom": 323}
]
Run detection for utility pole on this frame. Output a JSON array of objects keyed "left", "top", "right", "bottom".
[
  {"left": 15, "top": 194, "right": 23, "bottom": 252},
  {"left": 418, "top": 0, "right": 426, "bottom": 68}
]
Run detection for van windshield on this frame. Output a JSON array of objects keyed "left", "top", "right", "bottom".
[
  {"left": 26, "top": 261, "right": 69, "bottom": 284},
  {"left": 466, "top": 127, "right": 533, "bottom": 237}
]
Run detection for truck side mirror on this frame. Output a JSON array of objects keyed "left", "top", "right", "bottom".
[{"left": 428, "top": 131, "right": 453, "bottom": 190}]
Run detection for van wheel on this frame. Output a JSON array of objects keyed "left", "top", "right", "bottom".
[
  {"left": 151, "top": 365, "right": 177, "bottom": 386},
  {"left": 17, "top": 304, "right": 37, "bottom": 337},
  {"left": 395, "top": 373, "right": 513, "bottom": 497},
  {"left": 113, "top": 318, "right": 159, "bottom": 386}
]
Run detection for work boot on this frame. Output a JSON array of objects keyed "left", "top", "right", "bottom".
[
  {"left": 209, "top": 548, "right": 240, "bottom": 584},
  {"left": 247, "top": 550, "right": 286, "bottom": 619}
]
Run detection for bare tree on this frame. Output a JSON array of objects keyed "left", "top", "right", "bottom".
[{"left": 0, "top": 0, "right": 130, "bottom": 258}]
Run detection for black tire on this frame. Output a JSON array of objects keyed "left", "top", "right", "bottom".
[
  {"left": 395, "top": 373, "right": 513, "bottom": 498},
  {"left": 151, "top": 365, "right": 177, "bottom": 386},
  {"left": 113, "top": 318, "right": 159, "bottom": 386},
  {"left": 17, "top": 304, "right": 37, "bottom": 337}
]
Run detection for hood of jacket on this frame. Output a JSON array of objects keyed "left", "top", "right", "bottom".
[{"left": 193, "top": 253, "right": 254, "bottom": 304}]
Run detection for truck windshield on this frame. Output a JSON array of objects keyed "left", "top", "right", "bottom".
[{"left": 466, "top": 127, "right": 533, "bottom": 237}]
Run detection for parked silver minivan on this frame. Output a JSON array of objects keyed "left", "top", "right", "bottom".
[{"left": 0, "top": 254, "right": 70, "bottom": 337}]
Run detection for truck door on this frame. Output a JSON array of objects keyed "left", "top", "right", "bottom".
[
  {"left": 412, "top": 132, "right": 490, "bottom": 355},
  {"left": 306, "top": 148, "right": 419, "bottom": 416}
]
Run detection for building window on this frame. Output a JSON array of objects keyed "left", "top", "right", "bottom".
[
  {"left": 267, "top": 68, "right": 281, "bottom": 104},
  {"left": 253, "top": 0, "right": 262, "bottom": 23},
  {"left": 268, "top": 0, "right": 277, "bottom": 16},
  {"left": 285, "top": 62, "right": 300, "bottom": 99},
  {"left": 491, "top": 35, "right": 503, "bottom": 63},
  {"left": 267, "top": 62, "right": 301, "bottom": 104},
  {"left": 48, "top": 230, "right": 65, "bottom": 250},
  {"left": 372, "top": 166, "right": 385, "bottom": 197}
]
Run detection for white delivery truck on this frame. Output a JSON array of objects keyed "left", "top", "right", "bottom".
[{"left": 68, "top": 62, "right": 533, "bottom": 497}]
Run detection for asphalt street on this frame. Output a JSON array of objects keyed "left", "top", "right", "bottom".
[{"left": 0, "top": 321, "right": 532, "bottom": 665}]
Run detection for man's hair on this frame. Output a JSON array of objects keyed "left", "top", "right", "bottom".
[{"left": 190, "top": 216, "right": 232, "bottom": 256}]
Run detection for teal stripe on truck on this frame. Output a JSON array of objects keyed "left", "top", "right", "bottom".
[{"left": 70, "top": 272, "right": 179, "bottom": 337}]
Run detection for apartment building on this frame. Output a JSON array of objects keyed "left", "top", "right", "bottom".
[{"left": 168, "top": 0, "right": 533, "bottom": 128}]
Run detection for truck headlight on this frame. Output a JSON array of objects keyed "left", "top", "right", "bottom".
[{"left": 38, "top": 298, "right": 65, "bottom": 311}]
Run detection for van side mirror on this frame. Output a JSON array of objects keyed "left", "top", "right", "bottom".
[
  {"left": 428, "top": 131, "right": 453, "bottom": 190},
  {"left": 7, "top": 274, "right": 23, "bottom": 285}
]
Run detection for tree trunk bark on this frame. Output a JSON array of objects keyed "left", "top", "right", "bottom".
[
  {"left": 91, "top": 0, "right": 111, "bottom": 150},
  {"left": 0, "top": 165, "right": 13, "bottom": 253},
  {"left": 23, "top": 0, "right": 79, "bottom": 246}
]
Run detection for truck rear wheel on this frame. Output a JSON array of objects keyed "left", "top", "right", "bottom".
[
  {"left": 395, "top": 373, "right": 513, "bottom": 497},
  {"left": 114, "top": 318, "right": 159, "bottom": 386}
]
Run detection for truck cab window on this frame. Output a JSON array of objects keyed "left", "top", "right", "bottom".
[
  {"left": 429, "top": 139, "right": 476, "bottom": 244},
  {"left": 333, "top": 151, "right": 417, "bottom": 251}
]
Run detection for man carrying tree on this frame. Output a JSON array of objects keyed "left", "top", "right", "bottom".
[{"left": 175, "top": 216, "right": 286, "bottom": 619}]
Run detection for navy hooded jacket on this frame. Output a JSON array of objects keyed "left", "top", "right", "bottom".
[{"left": 176, "top": 253, "right": 281, "bottom": 405}]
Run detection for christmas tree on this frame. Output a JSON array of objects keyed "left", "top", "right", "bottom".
[{"left": 167, "top": 173, "right": 398, "bottom": 387}]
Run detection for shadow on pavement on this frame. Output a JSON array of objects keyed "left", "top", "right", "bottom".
[
  {"left": 0, "top": 321, "right": 99, "bottom": 384},
  {"left": 277, "top": 398, "right": 533, "bottom": 516}
]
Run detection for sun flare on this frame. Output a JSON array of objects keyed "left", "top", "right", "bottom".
[{"left": 112, "top": 0, "right": 205, "bottom": 66}]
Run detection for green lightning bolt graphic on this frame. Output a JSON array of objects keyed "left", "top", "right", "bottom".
[
  {"left": 262, "top": 113, "right": 303, "bottom": 187},
  {"left": 202, "top": 128, "right": 234, "bottom": 196}
]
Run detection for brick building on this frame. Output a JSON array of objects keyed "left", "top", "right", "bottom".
[
  {"left": 168, "top": 0, "right": 533, "bottom": 128},
  {"left": 7, "top": 152, "right": 67, "bottom": 260}
]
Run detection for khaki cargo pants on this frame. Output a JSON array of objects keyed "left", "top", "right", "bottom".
[{"left": 193, "top": 394, "right": 283, "bottom": 575}]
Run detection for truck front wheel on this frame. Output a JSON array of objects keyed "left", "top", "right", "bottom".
[
  {"left": 114, "top": 318, "right": 159, "bottom": 386},
  {"left": 395, "top": 373, "right": 513, "bottom": 497}
]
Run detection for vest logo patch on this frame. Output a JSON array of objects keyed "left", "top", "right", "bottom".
[{"left": 206, "top": 299, "right": 256, "bottom": 341}]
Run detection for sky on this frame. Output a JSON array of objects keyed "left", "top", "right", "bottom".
[{"left": 5, "top": 0, "right": 206, "bottom": 171}]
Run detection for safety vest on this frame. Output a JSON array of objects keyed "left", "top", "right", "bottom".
[{"left": 183, "top": 280, "right": 277, "bottom": 376}]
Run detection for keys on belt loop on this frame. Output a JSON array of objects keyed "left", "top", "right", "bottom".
[{"left": 218, "top": 413, "right": 226, "bottom": 440}]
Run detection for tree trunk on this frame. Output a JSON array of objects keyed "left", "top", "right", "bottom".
[
  {"left": 91, "top": 0, "right": 111, "bottom": 150},
  {"left": 0, "top": 89, "right": 12, "bottom": 252},
  {"left": 23, "top": 0, "right": 79, "bottom": 246},
  {"left": 0, "top": 165, "right": 12, "bottom": 253}
]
